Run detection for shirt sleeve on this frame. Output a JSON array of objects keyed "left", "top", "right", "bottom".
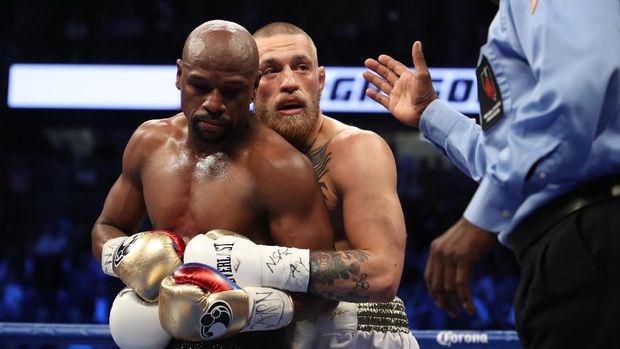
[
  {"left": 475, "top": 0, "right": 620, "bottom": 232},
  {"left": 424, "top": 0, "right": 620, "bottom": 233},
  {"left": 419, "top": 99, "right": 486, "bottom": 182},
  {"left": 420, "top": 99, "right": 516, "bottom": 233}
]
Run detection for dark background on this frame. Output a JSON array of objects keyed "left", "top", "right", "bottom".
[{"left": 0, "top": 0, "right": 519, "bottom": 334}]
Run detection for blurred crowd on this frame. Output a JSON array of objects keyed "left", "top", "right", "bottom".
[
  {"left": 0, "top": 0, "right": 518, "bottom": 334},
  {"left": 1, "top": 0, "right": 496, "bottom": 66}
]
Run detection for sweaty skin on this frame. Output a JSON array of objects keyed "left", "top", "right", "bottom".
[
  {"left": 254, "top": 28, "right": 406, "bottom": 303},
  {"left": 91, "top": 21, "right": 334, "bottom": 325}
]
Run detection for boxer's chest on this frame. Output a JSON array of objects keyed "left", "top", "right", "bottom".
[{"left": 140, "top": 151, "right": 266, "bottom": 242}]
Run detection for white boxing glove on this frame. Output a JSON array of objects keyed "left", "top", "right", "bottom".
[
  {"left": 184, "top": 229, "right": 310, "bottom": 292},
  {"left": 109, "top": 288, "right": 171, "bottom": 349}
]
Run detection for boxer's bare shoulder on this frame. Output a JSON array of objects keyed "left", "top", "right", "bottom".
[
  {"left": 127, "top": 114, "right": 186, "bottom": 152},
  {"left": 247, "top": 122, "right": 315, "bottom": 176},
  {"left": 319, "top": 118, "right": 393, "bottom": 190},
  {"left": 121, "top": 114, "right": 187, "bottom": 177},
  {"left": 323, "top": 117, "right": 388, "bottom": 157},
  {"left": 243, "top": 123, "right": 318, "bottom": 201},
  {"left": 308, "top": 116, "right": 394, "bottom": 242}
]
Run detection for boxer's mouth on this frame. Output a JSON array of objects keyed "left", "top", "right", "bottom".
[{"left": 277, "top": 99, "right": 304, "bottom": 115}]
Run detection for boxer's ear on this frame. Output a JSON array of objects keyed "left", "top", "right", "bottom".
[
  {"left": 318, "top": 66, "right": 326, "bottom": 95},
  {"left": 251, "top": 71, "right": 261, "bottom": 102},
  {"left": 175, "top": 59, "right": 183, "bottom": 90}
]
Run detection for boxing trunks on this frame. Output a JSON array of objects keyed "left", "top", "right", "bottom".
[{"left": 292, "top": 297, "right": 419, "bottom": 349}]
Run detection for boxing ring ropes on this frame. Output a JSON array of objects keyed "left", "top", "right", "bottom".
[{"left": 0, "top": 322, "right": 521, "bottom": 348}]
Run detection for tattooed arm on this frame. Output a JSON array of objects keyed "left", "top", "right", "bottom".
[
  {"left": 306, "top": 129, "right": 407, "bottom": 303},
  {"left": 309, "top": 250, "right": 373, "bottom": 302}
]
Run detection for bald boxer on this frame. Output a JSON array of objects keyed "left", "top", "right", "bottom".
[
  {"left": 91, "top": 20, "right": 334, "bottom": 349},
  {"left": 250, "top": 22, "right": 418, "bottom": 348}
]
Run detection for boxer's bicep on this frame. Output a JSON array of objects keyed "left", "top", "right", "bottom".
[
  {"left": 308, "top": 132, "right": 405, "bottom": 302},
  {"left": 92, "top": 126, "right": 151, "bottom": 260},
  {"left": 340, "top": 166, "right": 406, "bottom": 300},
  {"left": 336, "top": 132, "right": 405, "bottom": 256}
]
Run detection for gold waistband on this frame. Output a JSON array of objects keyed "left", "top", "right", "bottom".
[{"left": 356, "top": 297, "right": 410, "bottom": 334}]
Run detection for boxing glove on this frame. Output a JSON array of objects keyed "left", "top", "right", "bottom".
[
  {"left": 184, "top": 229, "right": 310, "bottom": 292},
  {"left": 158, "top": 263, "right": 294, "bottom": 341},
  {"left": 109, "top": 287, "right": 171, "bottom": 349},
  {"left": 101, "top": 230, "right": 186, "bottom": 302}
]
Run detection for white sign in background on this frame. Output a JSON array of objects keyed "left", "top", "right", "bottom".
[{"left": 8, "top": 64, "right": 480, "bottom": 115}]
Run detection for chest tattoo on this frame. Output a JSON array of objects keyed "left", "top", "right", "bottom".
[{"left": 307, "top": 140, "right": 332, "bottom": 191}]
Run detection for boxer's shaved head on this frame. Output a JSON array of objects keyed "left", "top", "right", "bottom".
[
  {"left": 182, "top": 20, "right": 258, "bottom": 76},
  {"left": 175, "top": 20, "right": 260, "bottom": 145}
]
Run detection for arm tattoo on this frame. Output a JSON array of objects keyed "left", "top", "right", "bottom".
[
  {"left": 306, "top": 140, "right": 332, "bottom": 192},
  {"left": 309, "top": 250, "right": 371, "bottom": 302}
]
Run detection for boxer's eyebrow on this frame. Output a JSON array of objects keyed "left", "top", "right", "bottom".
[
  {"left": 292, "top": 54, "right": 311, "bottom": 62},
  {"left": 260, "top": 57, "right": 279, "bottom": 66},
  {"left": 186, "top": 74, "right": 247, "bottom": 86},
  {"left": 260, "top": 54, "right": 313, "bottom": 71}
]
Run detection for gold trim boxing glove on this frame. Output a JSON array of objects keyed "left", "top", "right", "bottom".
[
  {"left": 102, "top": 230, "right": 186, "bottom": 302},
  {"left": 158, "top": 263, "right": 293, "bottom": 341}
]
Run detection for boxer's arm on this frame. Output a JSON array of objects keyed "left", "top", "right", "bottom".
[
  {"left": 92, "top": 122, "right": 188, "bottom": 302},
  {"left": 92, "top": 173, "right": 146, "bottom": 263},
  {"left": 258, "top": 149, "right": 336, "bottom": 320},
  {"left": 308, "top": 132, "right": 406, "bottom": 302},
  {"left": 91, "top": 122, "right": 151, "bottom": 262}
]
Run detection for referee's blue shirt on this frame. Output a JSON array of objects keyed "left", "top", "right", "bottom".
[{"left": 419, "top": 0, "right": 620, "bottom": 246}]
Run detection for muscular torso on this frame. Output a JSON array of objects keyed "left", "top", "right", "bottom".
[
  {"left": 95, "top": 114, "right": 335, "bottom": 347},
  {"left": 143, "top": 151, "right": 267, "bottom": 242},
  {"left": 139, "top": 115, "right": 272, "bottom": 244}
]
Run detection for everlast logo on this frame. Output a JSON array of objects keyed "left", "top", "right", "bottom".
[{"left": 213, "top": 242, "right": 236, "bottom": 283}]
